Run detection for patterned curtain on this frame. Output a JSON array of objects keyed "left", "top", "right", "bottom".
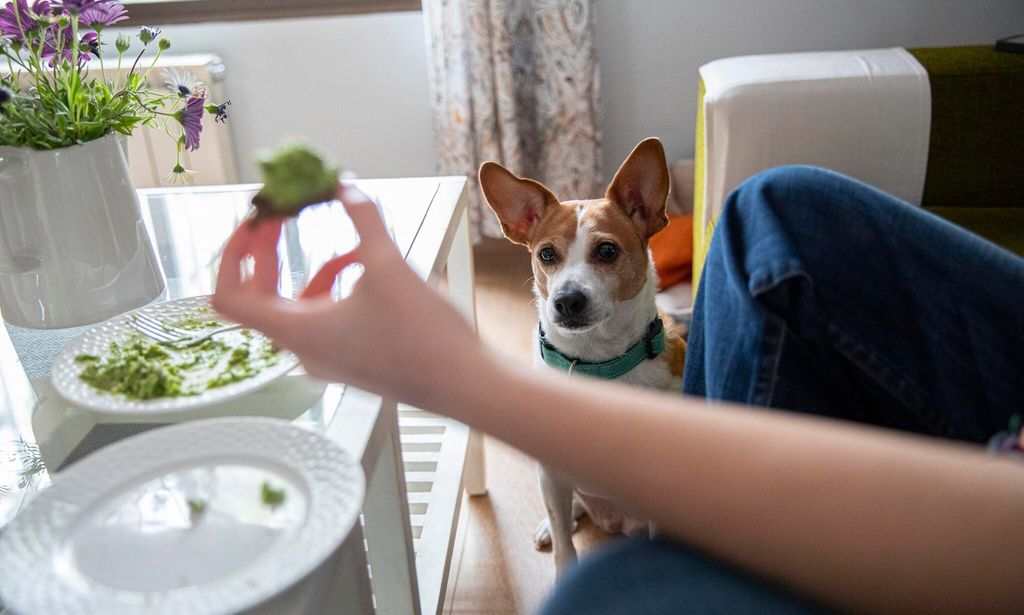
[{"left": 422, "top": 0, "right": 602, "bottom": 241}]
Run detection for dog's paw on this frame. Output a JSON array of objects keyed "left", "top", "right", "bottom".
[{"left": 533, "top": 517, "right": 579, "bottom": 551}]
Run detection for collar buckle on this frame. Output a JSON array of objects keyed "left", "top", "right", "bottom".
[{"left": 644, "top": 318, "right": 664, "bottom": 360}]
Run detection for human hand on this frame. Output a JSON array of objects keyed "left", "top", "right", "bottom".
[{"left": 212, "top": 185, "right": 483, "bottom": 405}]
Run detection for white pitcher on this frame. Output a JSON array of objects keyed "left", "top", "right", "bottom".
[{"left": 0, "top": 133, "right": 165, "bottom": 328}]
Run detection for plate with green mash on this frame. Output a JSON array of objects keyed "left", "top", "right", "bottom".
[
  {"left": 0, "top": 417, "right": 364, "bottom": 614},
  {"left": 51, "top": 296, "right": 299, "bottom": 416}
]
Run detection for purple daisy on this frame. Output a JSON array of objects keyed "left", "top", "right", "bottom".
[
  {"left": 81, "top": 28, "right": 97, "bottom": 54},
  {"left": 176, "top": 96, "right": 205, "bottom": 152},
  {"left": 0, "top": 0, "right": 51, "bottom": 40},
  {"left": 78, "top": 0, "right": 125, "bottom": 29},
  {"left": 51, "top": 0, "right": 102, "bottom": 14}
]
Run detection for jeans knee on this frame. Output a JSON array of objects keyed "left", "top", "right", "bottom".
[
  {"left": 725, "top": 165, "right": 838, "bottom": 225},
  {"left": 540, "top": 537, "right": 828, "bottom": 615}
]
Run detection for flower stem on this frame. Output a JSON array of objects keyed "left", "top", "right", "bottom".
[
  {"left": 127, "top": 47, "right": 145, "bottom": 77},
  {"left": 71, "top": 18, "right": 79, "bottom": 70},
  {"left": 115, "top": 49, "right": 123, "bottom": 89},
  {"left": 141, "top": 48, "right": 164, "bottom": 82},
  {"left": 111, "top": 89, "right": 173, "bottom": 117},
  {"left": 97, "top": 31, "right": 108, "bottom": 86}
]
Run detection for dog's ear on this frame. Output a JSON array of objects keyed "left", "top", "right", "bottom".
[
  {"left": 478, "top": 162, "right": 559, "bottom": 245},
  {"left": 605, "top": 138, "right": 670, "bottom": 239}
]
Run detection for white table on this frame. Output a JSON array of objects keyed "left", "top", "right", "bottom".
[{"left": 0, "top": 177, "right": 485, "bottom": 614}]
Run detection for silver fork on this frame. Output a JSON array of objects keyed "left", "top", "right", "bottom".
[{"left": 130, "top": 311, "right": 242, "bottom": 347}]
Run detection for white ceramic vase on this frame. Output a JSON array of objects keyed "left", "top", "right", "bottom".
[{"left": 0, "top": 133, "right": 165, "bottom": 329}]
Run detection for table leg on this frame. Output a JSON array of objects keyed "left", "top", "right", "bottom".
[
  {"left": 445, "top": 206, "right": 487, "bottom": 497},
  {"left": 362, "top": 399, "right": 420, "bottom": 615},
  {"left": 322, "top": 522, "right": 376, "bottom": 614}
]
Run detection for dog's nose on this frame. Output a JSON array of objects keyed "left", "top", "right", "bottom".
[{"left": 553, "top": 289, "right": 588, "bottom": 317}]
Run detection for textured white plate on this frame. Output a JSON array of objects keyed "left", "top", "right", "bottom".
[
  {"left": 0, "top": 417, "right": 364, "bottom": 615},
  {"left": 51, "top": 296, "right": 298, "bottom": 417}
]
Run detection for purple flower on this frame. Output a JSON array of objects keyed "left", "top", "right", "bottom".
[
  {"left": 81, "top": 28, "right": 96, "bottom": 54},
  {"left": 0, "top": 0, "right": 51, "bottom": 40},
  {"left": 51, "top": 0, "right": 101, "bottom": 14},
  {"left": 176, "top": 96, "right": 204, "bottom": 152},
  {"left": 78, "top": 0, "right": 124, "bottom": 29}
]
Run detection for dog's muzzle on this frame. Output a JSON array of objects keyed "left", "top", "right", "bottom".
[{"left": 552, "top": 288, "right": 591, "bottom": 329}]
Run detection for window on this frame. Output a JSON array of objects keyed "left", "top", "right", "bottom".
[{"left": 122, "top": 0, "right": 421, "bottom": 25}]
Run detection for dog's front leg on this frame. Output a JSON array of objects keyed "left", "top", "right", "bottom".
[{"left": 538, "top": 465, "right": 577, "bottom": 577}]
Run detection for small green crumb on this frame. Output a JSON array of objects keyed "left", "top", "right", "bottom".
[
  {"left": 261, "top": 481, "right": 286, "bottom": 508},
  {"left": 187, "top": 498, "right": 207, "bottom": 518},
  {"left": 74, "top": 354, "right": 100, "bottom": 363}
]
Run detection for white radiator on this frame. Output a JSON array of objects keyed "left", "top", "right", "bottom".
[
  {"left": 119, "top": 54, "right": 239, "bottom": 188},
  {"left": 3, "top": 54, "right": 238, "bottom": 188}
]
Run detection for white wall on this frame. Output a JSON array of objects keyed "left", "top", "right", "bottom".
[
  {"left": 597, "top": 0, "right": 1024, "bottom": 180},
  {"left": 119, "top": 12, "right": 437, "bottom": 182},
  {"left": 125, "top": 1, "right": 1024, "bottom": 184}
]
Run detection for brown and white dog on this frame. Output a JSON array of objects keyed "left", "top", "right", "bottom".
[{"left": 479, "top": 138, "right": 686, "bottom": 577}]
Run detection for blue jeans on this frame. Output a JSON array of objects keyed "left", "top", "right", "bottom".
[{"left": 541, "top": 166, "right": 1024, "bottom": 614}]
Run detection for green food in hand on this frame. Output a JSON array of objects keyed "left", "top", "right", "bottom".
[
  {"left": 253, "top": 142, "right": 340, "bottom": 217},
  {"left": 76, "top": 322, "right": 279, "bottom": 400},
  {"left": 261, "top": 481, "right": 286, "bottom": 508}
]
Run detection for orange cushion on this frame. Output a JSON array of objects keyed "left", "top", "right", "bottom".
[{"left": 649, "top": 213, "right": 693, "bottom": 291}]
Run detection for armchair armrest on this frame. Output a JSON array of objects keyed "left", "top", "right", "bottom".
[{"left": 692, "top": 46, "right": 1024, "bottom": 289}]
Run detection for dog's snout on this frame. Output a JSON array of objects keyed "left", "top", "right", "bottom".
[{"left": 553, "top": 289, "right": 588, "bottom": 318}]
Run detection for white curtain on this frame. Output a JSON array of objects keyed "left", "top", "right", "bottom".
[{"left": 422, "top": 0, "right": 602, "bottom": 241}]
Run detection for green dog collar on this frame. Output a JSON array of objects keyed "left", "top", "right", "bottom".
[{"left": 538, "top": 317, "right": 665, "bottom": 379}]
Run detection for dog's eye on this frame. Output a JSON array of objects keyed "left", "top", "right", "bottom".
[
  {"left": 595, "top": 242, "right": 619, "bottom": 262},
  {"left": 538, "top": 246, "right": 557, "bottom": 263}
]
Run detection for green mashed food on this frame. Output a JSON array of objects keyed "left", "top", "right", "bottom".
[
  {"left": 252, "top": 141, "right": 340, "bottom": 218},
  {"left": 75, "top": 325, "right": 279, "bottom": 400}
]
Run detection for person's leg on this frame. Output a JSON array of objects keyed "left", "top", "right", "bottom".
[
  {"left": 684, "top": 165, "right": 1024, "bottom": 442},
  {"left": 540, "top": 537, "right": 832, "bottom": 615}
]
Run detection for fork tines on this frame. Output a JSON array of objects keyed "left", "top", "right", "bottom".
[{"left": 130, "top": 312, "right": 182, "bottom": 343}]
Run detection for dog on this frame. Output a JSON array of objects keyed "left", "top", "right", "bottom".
[{"left": 478, "top": 137, "right": 686, "bottom": 577}]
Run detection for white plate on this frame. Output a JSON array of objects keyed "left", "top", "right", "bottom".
[
  {"left": 51, "top": 296, "right": 299, "bottom": 417},
  {"left": 0, "top": 417, "right": 364, "bottom": 615}
]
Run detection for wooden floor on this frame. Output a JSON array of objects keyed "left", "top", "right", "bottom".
[{"left": 441, "top": 239, "right": 610, "bottom": 614}]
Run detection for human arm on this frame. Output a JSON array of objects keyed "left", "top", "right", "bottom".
[{"left": 213, "top": 187, "right": 1024, "bottom": 614}]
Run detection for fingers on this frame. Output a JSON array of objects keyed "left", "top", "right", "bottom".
[
  {"left": 216, "top": 219, "right": 259, "bottom": 293},
  {"left": 338, "top": 184, "right": 395, "bottom": 252},
  {"left": 216, "top": 217, "right": 283, "bottom": 293},
  {"left": 213, "top": 217, "right": 285, "bottom": 329},
  {"left": 300, "top": 250, "right": 359, "bottom": 299},
  {"left": 251, "top": 219, "right": 284, "bottom": 293}
]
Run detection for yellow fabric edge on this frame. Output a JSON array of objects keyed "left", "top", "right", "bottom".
[{"left": 692, "top": 79, "right": 707, "bottom": 297}]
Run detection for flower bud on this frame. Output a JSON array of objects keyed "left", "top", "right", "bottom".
[
  {"left": 205, "top": 100, "right": 231, "bottom": 123},
  {"left": 138, "top": 26, "right": 160, "bottom": 45},
  {"left": 115, "top": 33, "right": 130, "bottom": 54},
  {"left": 157, "top": 37, "right": 171, "bottom": 51}
]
